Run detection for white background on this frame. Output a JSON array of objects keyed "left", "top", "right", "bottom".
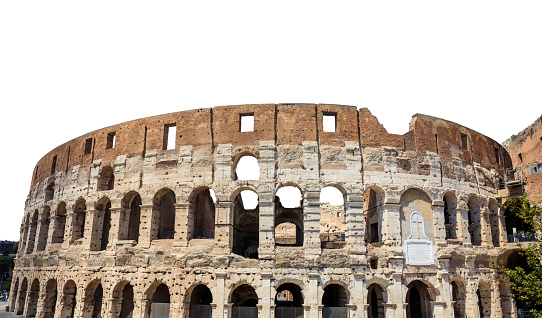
[{"left": 1, "top": 1, "right": 541, "bottom": 241}]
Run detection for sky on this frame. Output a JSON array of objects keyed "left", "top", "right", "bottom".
[{"left": 0, "top": 1, "right": 541, "bottom": 241}]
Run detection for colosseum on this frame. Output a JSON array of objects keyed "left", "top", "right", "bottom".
[{"left": 8, "top": 104, "right": 534, "bottom": 318}]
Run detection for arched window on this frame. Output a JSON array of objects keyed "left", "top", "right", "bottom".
[
  {"left": 275, "top": 185, "right": 303, "bottom": 246},
  {"left": 153, "top": 189, "right": 176, "bottom": 240},
  {"left": 26, "top": 210, "right": 39, "bottom": 253},
  {"left": 36, "top": 206, "right": 51, "bottom": 252},
  {"left": 61, "top": 280, "right": 77, "bottom": 318},
  {"left": 233, "top": 154, "right": 260, "bottom": 180},
  {"left": 367, "top": 284, "right": 384, "bottom": 318},
  {"left": 443, "top": 192, "right": 457, "bottom": 240},
  {"left": 231, "top": 284, "right": 258, "bottom": 318},
  {"left": 320, "top": 186, "right": 346, "bottom": 249},
  {"left": 72, "top": 198, "right": 87, "bottom": 242},
  {"left": 190, "top": 285, "right": 212, "bottom": 318},
  {"left": 45, "top": 181, "right": 55, "bottom": 201},
  {"left": 97, "top": 166, "right": 115, "bottom": 191},
  {"left": 275, "top": 283, "right": 303, "bottom": 318},
  {"left": 468, "top": 197, "right": 481, "bottom": 245},
  {"left": 83, "top": 281, "right": 104, "bottom": 318},
  {"left": 322, "top": 284, "right": 348, "bottom": 318},
  {"left": 111, "top": 281, "right": 134, "bottom": 318},
  {"left": 52, "top": 202, "right": 67, "bottom": 244},
  {"left": 26, "top": 279, "right": 40, "bottom": 317},
  {"left": 95, "top": 198, "right": 111, "bottom": 251},
  {"left": 477, "top": 282, "right": 491, "bottom": 318},
  {"left": 122, "top": 192, "right": 142, "bottom": 242},
  {"left": 451, "top": 281, "right": 466, "bottom": 318},
  {"left": 488, "top": 199, "right": 500, "bottom": 247},
  {"left": 189, "top": 188, "right": 216, "bottom": 239},
  {"left": 147, "top": 283, "right": 171, "bottom": 318},
  {"left": 364, "top": 186, "right": 384, "bottom": 244},
  {"left": 406, "top": 281, "right": 431, "bottom": 318},
  {"left": 233, "top": 190, "right": 259, "bottom": 259},
  {"left": 16, "top": 278, "right": 28, "bottom": 315},
  {"left": 44, "top": 279, "right": 58, "bottom": 318},
  {"left": 400, "top": 189, "right": 433, "bottom": 242}
]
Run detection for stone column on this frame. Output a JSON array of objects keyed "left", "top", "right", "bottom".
[
  {"left": 480, "top": 207, "right": 492, "bottom": 247},
  {"left": 389, "top": 273, "right": 404, "bottom": 318},
  {"left": 456, "top": 205, "right": 470, "bottom": 247},
  {"left": 19, "top": 225, "right": 28, "bottom": 256},
  {"left": 215, "top": 272, "right": 226, "bottom": 318},
  {"left": 109, "top": 200, "right": 125, "bottom": 244},
  {"left": 25, "top": 221, "right": 37, "bottom": 254},
  {"left": 84, "top": 209, "right": 104, "bottom": 251},
  {"left": 353, "top": 273, "right": 365, "bottom": 318},
  {"left": 464, "top": 257, "right": 478, "bottom": 317},
  {"left": 307, "top": 273, "right": 319, "bottom": 318},
  {"left": 381, "top": 198, "right": 401, "bottom": 246},
  {"left": 46, "top": 215, "right": 58, "bottom": 249},
  {"left": 174, "top": 202, "right": 192, "bottom": 247},
  {"left": 498, "top": 214, "right": 508, "bottom": 245},
  {"left": 345, "top": 192, "right": 365, "bottom": 256},
  {"left": 260, "top": 272, "right": 273, "bottom": 318},
  {"left": 303, "top": 190, "right": 321, "bottom": 261},
  {"left": 214, "top": 201, "right": 234, "bottom": 255},
  {"left": 138, "top": 202, "right": 156, "bottom": 248},
  {"left": 432, "top": 200, "right": 447, "bottom": 246}
]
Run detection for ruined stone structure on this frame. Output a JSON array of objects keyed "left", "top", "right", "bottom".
[{"left": 10, "top": 104, "right": 527, "bottom": 318}]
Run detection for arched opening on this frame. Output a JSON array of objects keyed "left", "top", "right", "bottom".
[
  {"left": 233, "top": 190, "right": 259, "bottom": 259},
  {"left": 275, "top": 185, "right": 303, "bottom": 246},
  {"left": 121, "top": 192, "right": 142, "bottom": 242},
  {"left": 367, "top": 284, "right": 384, "bottom": 318},
  {"left": 231, "top": 284, "right": 258, "bottom": 318},
  {"left": 400, "top": 188, "right": 434, "bottom": 243},
  {"left": 322, "top": 284, "right": 348, "bottom": 318},
  {"left": 112, "top": 282, "right": 134, "bottom": 318},
  {"left": 477, "top": 282, "right": 491, "bottom": 318},
  {"left": 26, "top": 211, "right": 38, "bottom": 253},
  {"left": 72, "top": 198, "right": 87, "bottom": 243},
  {"left": 320, "top": 186, "right": 346, "bottom": 249},
  {"left": 153, "top": 189, "right": 176, "bottom": 240},
  {"left": 44, "top": 279, "right": 58, "bottom": 318},
  {"left": 488, "top": 199, "right": 500, "bottom": 247},
  {"left": 83, "top": 281, "right": 103, "bottom": 318},
  {"left": 444, "top": 192, "right": 458, "bottom": 240},
  {"left": 9, "top": 277, "right": 19, "bottom": 312},
  {"left": 189, "top": 188, "right": 216, "bottom": 239},
  {"left": 52, "top": 202, "right": 67, "bottom": 244},
  {"left": 26, "top": 278, "right": 40, "bottom": 317},
  {"left": 468, "top": 197, "right": 482, "bottom": 245},
  {"left": 16, "top": 278, "right": 28, "bottom": 315},
  {"left": 364, "top": 186, "right": 384, "bottom": 243},
  {"left": 36, "top": 207, "right": 51, "bottom": 252},
  {"left": 61, "top": 280, "right": 77, "bottom": 318},
  {"left": 190, "top": 284, "right": 212, "bottom": 318},
  {"left": 233, "top": 154, "right": 260, "bottom": 180},
  {"left": 451, "top": 281, "right": 465, "bottom": 318},
  {"left": 95, "top": 198, "right": 112, "bottom": 251},
  {"left": 45, "top": 181, "right": 55, "bottom": 201},
  {"left": 505, "top": 251, "right": 539, "bottom": 315},
  {"left": 97, "top": 166, "right": 115, "bottom": 191},
  {"left": 406, "top": 281, "right": 431, "bottom": 318},
  {"left": 147, "top": 283, "right": 171, "bottom": 318},
  {"left": 503, "top": 198, "right": 536, "bottom": 243},
  {"left": 275, "top": 283, "right": 303, "bottom": 318}
]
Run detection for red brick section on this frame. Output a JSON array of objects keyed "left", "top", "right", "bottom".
[
  {"left": 29, "top": 104, "right": 513, "bottom": 188},
  {"left": 506, "top": 115, "right": 542, "bottom": 202}
]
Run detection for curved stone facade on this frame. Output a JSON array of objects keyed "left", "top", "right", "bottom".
[{"left": 11, "top": 104, "right": 521, "bottom": 318}]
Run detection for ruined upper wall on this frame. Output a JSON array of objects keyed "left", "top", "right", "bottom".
[
  {"left": 30, "top": 104, "right": 511, "bottom": 188},
  {"left": 505, "top": 115, "right": 542, "bottom": 201}
]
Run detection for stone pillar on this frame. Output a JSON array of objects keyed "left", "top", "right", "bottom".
[
  {"left": 215, "top": 272, "right": 226, "bottom": 318},
  {"left": 353, "top": 273, "right": 365, "bottom": 318},
  {"left": 84, "top": 209, "right": 104, "bottom": 251},
  {"left": 214, "top": 201, "right": 234, "bottom": 254},
  {"left": 138, "top": 202, "right": 156, "bottom": 248},
  {"left": 389, "top": 273, "right": 404, "bottom": 318},
  {"left": 381, "top": 198, "right": 401, "bottom": 246},
  {"left": 25, "top": 221, "right": 37, "bottom": 254},
  {"left": 456, "top": 206, "right": 470, "bottom": 247},
  {"left": 303, "top": 190, "right": 321, "bottom": 261},
  {"left": 174, "top": 202, "right": 192, "bottom": 247},
  {"left": 480, "top": 206, "right": 492, "bottom": 247},
  {"left": 464, "top": 257, "right": 478, "bottom": 317},
  {"left": 19, "top": 225, "right": 27, "bottom": 256},
  {"left": 34, "top": 213, "right": 49, "bottom": 252},
  {"left": 260, "top": 272, "right": 273, "bottom": 318},
  {"left": 259, "top": 141, "right": 277, "bottom": 264},
  {"left": 345, "top": 192, "right": 365, "bottom": 255},
  {"left": 307, "top": 273, "right": 319, "bottom": 318},
  {"left": 46, "top": 215, "right": 58, "bottom": 249},
  {"left": 432, "top": 200, "right": 447, "bottom": 246},
  {"left": 498, "top": 214, "right": 508, "bottom": 245},
  {"left": 109, "top": 201, "right": 125, "bottom": 244}
]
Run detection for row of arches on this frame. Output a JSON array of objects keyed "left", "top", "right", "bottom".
[{"left": 21, "top": 183, "right": 512, "bottom": 258}]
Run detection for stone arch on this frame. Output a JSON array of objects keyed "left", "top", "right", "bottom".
[
  {"left": 367, "top": 283, "right": 385, "bottom": 318},
  {"left": 322, "top": 283, "right": 349, "bottom": 307},
  {"left": 400, "top": 188, "right": 434, "bottom": 242},
  {"left": 468, "top": 196, "right": 482, "bottom": 245},
  {"left": 83, "top": 279, "right": 104, "bottom": 318},
  {"left": 72, "top": 197, "right": 87, "bottom": 243},
  {"left": 320, "top": 185, "right": 346, "bottom": 248},
  {"left": 94, "top": 196, "right": 112, "bottom": 251},
  {"left": 189, "top": 284, "right": 213, "bottom": 318},
  {"left": 503, "top": 197, "right": 535, "bottom": 243},
  {"left": 97, "top": 165, "right": 115, "bottom": 191},
  {"left": 36, "top": 206, "right": 51, "bottom": 252},
  {"left": 232, "top": 152, "right": 260, "bottom": 180},
  {"left": 232, "top": 188, "right": 259, "bottom": 259},
  {"left": 230, "top": 283, "right": 259, "bottom": 318},
  {"left": 111, "top": 280, "right": 134, "bottom": 318},
  {"left": 26, "top": 278, "right": 40, "bottom": 318},
  {"left": 477, "top": 281, "right": 492, "bottom": 318},
  {"left": 121, "top": 191, "right": 142, "bottom": 242},
  {"left": 26, "top": 210, "right": 39, "bottom": 253},
  {"left": 45, "top": 180, "right": 55, "bottom": 201},
  {"left": 363, "top": 185, "right": 385, "bottom": 243},
  {"left": 406, "top": 280, "right": 432, "bottom": 318},
  {"left": 43, "top": 279, "right": 58, "bottom": 318},
  {"left": 52, "top": 201, "right": 67, "bottom": 244},
  {"left": 188, "top": 187, "right": 216, "bottom": 240},
  {"left": 450, "top": 279, "right": 466, "bottom": 318},
  {"left": 275, "top": 282, "right": 304, "bottom": 306},
  {"left": 443, "top": 192, "right": 458, "bottom": 240},
  {"left": 488, "top": 198, "right": 500, "bottom": 247},
  {"left": 60, "top": 280, "right": 77, "bottom": 318},
  {"left": 275, "top": 183, "right": 304, "bottom": 246},
  {"left": 153, "top": 188, "right": 177, "bottom": 240},
  {"left": 144, "top": 281, "right": 171, "bottom": 318}
]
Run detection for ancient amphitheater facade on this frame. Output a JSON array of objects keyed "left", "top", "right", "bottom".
[{"left": 10, "top": 104, "right": 524, "bottom": 318}]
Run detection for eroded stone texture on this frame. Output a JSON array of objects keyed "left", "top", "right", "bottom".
[{"left": 11, "top": 104, "right": 526, "bottom": 318}]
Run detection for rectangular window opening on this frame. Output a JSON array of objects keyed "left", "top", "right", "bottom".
[
  {"left": 51, "top": 155, "right": 57, "bottom": 174},
  {"left": 240, "top": 113, "right": 254, "bottom": 132},
  {"left": 84, "top": 138, "right": 93, "bottom": 155},
  {"left": 106, "top": 132, "right": 116, "bottom": 149},
  {"left": 461, "top": 133, "right": 468, "bottom": 150},
  {"left": 495, "top": 148, "right": 500, "bottom": 164},
  {"left": 164, "top": 124, "right": 176, "bottom": 150},
  {"left": 323, "top": 112, "right": 337, "bottom": 132}
]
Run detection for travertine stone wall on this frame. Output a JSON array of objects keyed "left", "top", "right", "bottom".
[{"left": 11, "top": 104, "right": 523, "bottom": 318}]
